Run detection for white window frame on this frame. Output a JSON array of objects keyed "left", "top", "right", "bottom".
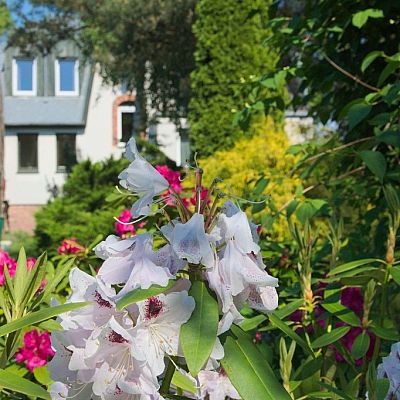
[
  {"left": 117, "top": 105, "right": 136, "bottom": 144},
  {"left": 55, "top": 58, "right": 79, "bottom": 96},
  {"left": 12, "top": 58, "right": 37, "bottom": 96}
]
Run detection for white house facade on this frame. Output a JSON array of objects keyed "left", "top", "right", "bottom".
[{"left": 0, "top": 40, "right": 186, "bottom": 233}]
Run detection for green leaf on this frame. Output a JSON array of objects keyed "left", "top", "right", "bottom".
[
  {"left": 347, "top": 102, "right": 372, "bottom": 130},
  {"left": 33, "top": 366, "right": 53, "bottom": 386},
  {"left": 268, "top": 313, "right": 314, "bottom": 357},
  {"left": 293, "top": 356, "right": 323, "bottom": 380},
  {"left": 328, "top": 258, "right": 384, "bottom": 276},
  {"left": 352, "top": 9, "right": 383, "bottom": 28},
  {"left": 0, "top": 369, "right": 50, "bottom": 399},
  {"left": 240, "top": 314, "right": 267, "bottom": 331},
  {"left": 274, "top": 299, "right": 304, "bottom": 319},
  {"left": 377, "top": 378, "right": 390, "bottom": 400},
  {"left": 391, "top": 266, "right": 400, "bottom": 285},
  {"left": 116, "top": 280, "right": 176, "bottom": 310},
  {"left": 369, "top": 325, "right": 400, "bottom": 341},
  {"left": 13, "top": 247, "right": 27, "bottom": 306},
  {"left": 221, "top": 327, "right": 292, "bottom": 400},
  {"left": 171, "top": 370, "right": 196, "bottom": 394},
  {"left": 311, "top": 326, "right": 350, "bottom": 349},
  {"left": 254, "top": 177, "right": 269, "bottom": 196},
  {"left": 180, "top": 281, "right": 219, "bottom": 376},
  {"left": 321, "top": 302, "right": 361, "bottom": 327},
  {"left": 0, "top": 302, "right": 89, "bottom": 337},
  {"left": 319, "top": 382, "right": 355, "bottom": 400},
  {"left": 351, "top": 332, "right": 370, "bottom": 359},
  {"left": 359, "top": 151, "right": 387, "bottom": 183},
  {"left": 361, "top": 51, "right": 384, "bottom": 73},
  {"left": 376, "top": 130, "right": 400, "bottom": 147}
]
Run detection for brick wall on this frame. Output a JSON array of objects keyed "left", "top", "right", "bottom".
[{"left": 6, "top": 205, "right": 41, "bottom": 234}]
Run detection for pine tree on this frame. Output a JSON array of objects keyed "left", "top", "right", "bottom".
[{"left": 189, "top": 0, "right": 277, "bottom": 156}]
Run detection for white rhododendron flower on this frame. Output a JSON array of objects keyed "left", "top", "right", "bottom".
[
  {"left": 161, "top": 213, "right": 215, "bottom": 268},
  {"left": 119, "top": 138, "right": 169, "bottom": 216},
  {"left": 198, "top": 369, "right": 240, "bottom": 400},
  {"left": 377, "top": 342, "right": 400, "bottom": 400},
  {"left": 49, "top": 139, "right": 280, "bottom": 399},
  {"left": 132, "top": 291, "right": 195, "bottom": 376}
]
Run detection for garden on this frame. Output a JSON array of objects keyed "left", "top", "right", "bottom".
[{"left": 0, "top": 0, "right": 399, "bottom": 399}]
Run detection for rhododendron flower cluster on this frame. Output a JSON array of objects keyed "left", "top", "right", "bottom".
[
  {"left": 58, "top": 238, "right": 84, "bottom": 255},
  {"left": 15, "top": 329, "right": 55, "bottom": 372},
  {"left": 0, "top": 248, "right": 17, "bottom": 285},
  {"left": 49, "top": 138, "right": 279, "bottom": 399}
]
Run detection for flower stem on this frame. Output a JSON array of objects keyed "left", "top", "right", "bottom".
[{"left": 160, "top": 357, "right": 176, "bottom": 396}]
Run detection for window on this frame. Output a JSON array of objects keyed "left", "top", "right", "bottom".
[
  {"left": 118, "top": 103, "right": 136, "bottom": 143},
  {"left": 57, "top": 134, "right": 76, "bottom": 172},
  {"left": 18, "top": 134, "right": 38, "bottom": 172},
  {"left": 55, "top": 59, "right": 79, "bottom": 96},
  {"left": 12, "top": 58, "right": 36, "bottom": 96}
]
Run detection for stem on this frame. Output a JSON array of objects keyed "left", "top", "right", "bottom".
[
  {"left": 200, "top": 178, "right": 221, "bottom": 213},
  {"left": 323, "top": 53, "right": 380, "bottom": 92},
  {"left": 160, "top": 357, "right": 176, "bottom": 396}
]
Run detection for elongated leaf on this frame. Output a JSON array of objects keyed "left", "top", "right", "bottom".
[
  {"left": 171, "top": 370, "right": 196, "bottom": 394},
  {"left": 361, "top": 51, "right": 384, "bottom": 72},
  {"left": 321, "top": 302, "right": 361, "bottom": 327},
  {"left": 116, "top": 280, "right": 176, "bottom": 310},
  {"left": 319, "top": 382, "right": 355, "bottom": 400},
  {"left": 391, "top": 266, "right": 400, "bottom": 285},
  {"left": 370, "top": 325, "right": 400, "bottom": 341},
  {"left": 359, "top": 151, "right": 387, "bottom": 183},
  {"left": 180, "top": 281, "right": 219, "bottom": 376},
  {"left": 240, "top": 315, "right": 266, "bottom": 331},
  {"left": 0, "top": 369, "right": 50, "bottom": 399},
  {"left": 351, "top": 332, "right": 370, "bottom": 359},
  {"left": 328, "top": 258, "right": 384, "bottom": 276},
  {"left": 13, "top": 247, "right": 28, "bottom": 306},
  {"left": 275, "top": 299, "right": 304, "bottom": 319},
  {"left": 311, "top": 326, "right": 350, "bottom": 349},
  {"left": 352, "top": 9, "right": 383, "bottom": 28},
  {"left": 0, "top": 302, "right": 89, "bottom": 337},
  {"left": 347, "top": 102, "right": 372, "bottom": 130},
  {"left": 293, "top": 356, "right": 323, "bottom": 380},
  {"left": 221, "top": 327, "right": 291, "bottom": 400},
  {"left": 268, "top": 313, "right": 314, "bottom": 357}
]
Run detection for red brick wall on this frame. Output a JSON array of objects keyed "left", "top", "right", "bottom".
[{"left": 6, "top": 205, "right": 41, "bottom": 234}]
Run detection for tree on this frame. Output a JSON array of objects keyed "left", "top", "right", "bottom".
[
  {"left": 9, "top": 0, "right": 196, "bottom": 130},
  {"left": 188, "top": 0, "right": 278, "bottom": 157}
]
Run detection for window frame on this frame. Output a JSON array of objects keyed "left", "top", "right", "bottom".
[
  {"left": 17, "top": 134, "right": 39, "bottom": 173},
  {"left": 56, "top": 133, "right": 77, "bottom": 173},
  {"left": 55, "top": 58, "right": 79, "bottom": 96},
  {"left": 12, "top": 58, "right": 37, "bottom": 96},
  {"left": 117, "top": 104, "right": 136, "bottom": 144}
]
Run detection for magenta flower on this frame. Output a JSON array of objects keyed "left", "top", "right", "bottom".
[
  {"left": 0, "top": 249, "right": 17, "bottom": 286},
  {"left": 27, "top": 257, "right": 37, "bottom": 271},
  {"left": 155, "top": 165, "right": 182, "bottom": 193},
  {"left": 15, "top": 330, "right": 55, "bottom": 372},
  {"left": 57, "top": 238, "right": 84, "bottom": 255},
  {"left": 115, "top": 209, "right": 135, "bottom": 237}
]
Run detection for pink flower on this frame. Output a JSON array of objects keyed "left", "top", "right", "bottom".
[
  {"left": 115, "top": 209, "right": 135, "bottom": 237},
  {"left": 57, "top": 238, "right": 84, "bottom": 255},
  {"left": 189, "top": 186, "right": 209, "bottom": 206},
  {"left": 27, "top": 257, "right": 37, "bottom": 271},
  {"left": 155, "top": 165, "right": 182, "bottom": 193},
  {"left": 0, "top": 249, "right": 17, "bottom": 286},
  {"left": 15, "top": 330, "right": 55, "bottom": 372}
]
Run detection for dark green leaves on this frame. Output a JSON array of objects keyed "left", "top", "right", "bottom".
[
  {"left": 328, "top": 258, "right": 384, "bottom": 276},
  {"left": 352, "top": 9, "right": 383, "bottom": 29},
  {"left": 359, "top": 150, "right": 387, "bottom": 182},
  {"left": 351, "top": 332, "right": 370, "bottom": 359},
  {"left": 116, "top": 280, "right": 176, "bottom": 310},
  {"left": 0, "top": 369, "right": 50, "bottom": 399},
  {"left": 221, "top": 327, "right": 292, "bottom": 400},
  {"left": 361, "top": 51, "right": 384, "bottom": 73},
  {"left": 180, "top": 281, "right": 219, "bottom": 376},
  {"left": 311, "top": 326, "right": 350, "bottom": 349},
  {"left": 347, "top": 102, "right": 372, "bottom": 130}
]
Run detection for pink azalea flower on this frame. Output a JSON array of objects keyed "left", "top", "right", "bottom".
[
  {"left": 15, "top": 330, "right": 55, "bottom": 372},
  {"left": 0, "top": 249, "right": 17, "bottom": 286},
  {"left": 57, "top": 238, "right": 84, "bottom": 255},
  {"left": 27, "top": 257, "right": 37, "bottom": 271},
  {"left": 155, "top": 165, "right": 182, "bottom": 193},
  {"left": 115, "top": 209, "right": 135, "bottom": 237}
]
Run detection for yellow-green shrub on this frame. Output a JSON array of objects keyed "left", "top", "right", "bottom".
[{"left": 199, "top": 117, "right": 301, "bottom": 240}]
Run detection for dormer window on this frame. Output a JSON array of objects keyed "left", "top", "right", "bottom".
[
  {"left": 12, "top": 58, "right": 37, "bottom": 96},
  {"left": 55, "top": 58, "right": 79, "bottom": 96}
]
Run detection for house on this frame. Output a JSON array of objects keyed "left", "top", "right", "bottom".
[{"left": 0, "top": 40, "right": 187, "bottom": 234}]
